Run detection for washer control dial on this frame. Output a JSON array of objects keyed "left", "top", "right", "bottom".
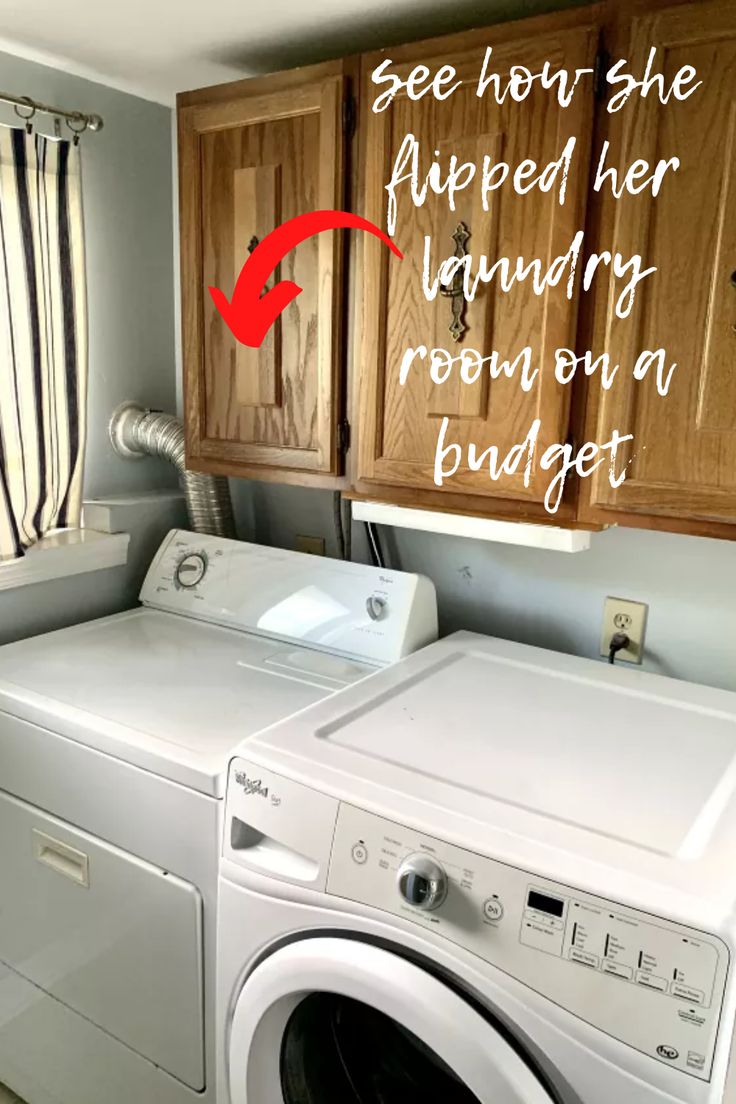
[
  {"left": 366, "top": 594, "right": 388, "bottom": 621},
  {"left": 397, "top": 854, "right": 447, "bottom": 911},
  {"left": 175, "top": 551, "right": 207, "bottom": 589}
]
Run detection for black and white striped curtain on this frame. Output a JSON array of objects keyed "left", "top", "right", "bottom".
[{"left": 0, "top": 128, "right": 87, "bottom": 561}]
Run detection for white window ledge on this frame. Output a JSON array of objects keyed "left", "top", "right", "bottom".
[{"left": 0, "top": 528, "right": 130, "bottom": 592}]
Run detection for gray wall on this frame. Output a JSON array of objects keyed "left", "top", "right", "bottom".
[
  {"left": 232, "top": 481, "right": 736, "bottom": 694},
  {"left": 0, "top": 52, "right": 180, "bottom": 642}
]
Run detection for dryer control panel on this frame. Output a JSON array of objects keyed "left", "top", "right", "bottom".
[
  {"left": 326, "top": 803, "right": 730, "bottom": 1083},
  {"left": 140, "top": 530, "right": 437, "bottom": 664}
]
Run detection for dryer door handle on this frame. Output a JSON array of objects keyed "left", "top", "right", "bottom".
[{"left": 33, "top": 829, "right": 90, "bottom": 888}]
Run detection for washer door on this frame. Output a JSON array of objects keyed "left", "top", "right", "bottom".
[{"left": 229, "top": 938, "right": 556, "bottom": 1104}]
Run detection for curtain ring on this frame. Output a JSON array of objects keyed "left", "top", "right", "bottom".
[
  {"left": 66, "top": 114, "right": 87, "bottom": 146},
  {"left": 13, "top": 96, "right": 36, "bottom": 135}
]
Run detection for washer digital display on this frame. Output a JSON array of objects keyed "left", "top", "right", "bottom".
[{"left": 527, "top": 889, "right": 565, "bottom": 918}]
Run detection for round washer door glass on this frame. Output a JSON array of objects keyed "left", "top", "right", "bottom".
[
  {"left": 281, "top": 991, "right": 481, "bottom": 1102},
  {"left": 228, "top": 938, "right": 556, "bottom": 1104}
]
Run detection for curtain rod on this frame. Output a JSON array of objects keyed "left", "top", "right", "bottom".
[{"left": 0, "top": 91, "right": 103, "bottom": 133}]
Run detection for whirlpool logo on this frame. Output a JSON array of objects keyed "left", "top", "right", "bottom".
[{"left": 234, "top": 770, "right": 269, "bottom": 798}]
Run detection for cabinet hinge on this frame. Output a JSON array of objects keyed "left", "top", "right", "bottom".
[
  {"left": 337, "top": 418, "right": 351, "bottom": 455},
  {"left": 594, "top": 48, "right": 610, "bottom": 102},
  {"left": 342, "top": 95, "right": 356, "bottom": 138}
]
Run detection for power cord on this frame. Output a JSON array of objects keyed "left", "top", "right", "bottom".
[
  {"left": 332, "top": 491, "right": 346, "bottom": 560},
  {"left": 608, "top": 631, "right": 630, "bottom": 664},
  {"left": 364, "top": 521, "right": 386, "bottom": 569}
]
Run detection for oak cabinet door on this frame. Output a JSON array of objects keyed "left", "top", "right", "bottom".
[
  {"left": 586, "top": 0, "right": 736, "bottom": 524},
  {"left": 178, "top": 65, "right": 347, "bottom": 482},
  {"left": 355, "top": 12, "right": 599, "bottom": 506}
]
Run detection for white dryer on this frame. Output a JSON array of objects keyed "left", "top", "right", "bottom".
[
  {"left": 0, "top": 529, "right": 436, "bottom": 1104},
  {"left": 218, "top": 631, "right": 736, "bottom": 1104}
]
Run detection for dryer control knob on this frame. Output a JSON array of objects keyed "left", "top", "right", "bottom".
[
  {"left": 175, "top": 551, "right": 207, "bottom": 589},
  {"left": 397, "top": 854, "right": 447, "bottom": 912},
  {"left": 366, "top": 594, "right": 388, "bottom": 621}
]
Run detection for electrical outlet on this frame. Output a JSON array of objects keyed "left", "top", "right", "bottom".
[
  {"left": 295, "top": 535, "right": 326, "bottom": 556},
  {"left": 600, "top": 597, "right": 648, "bottom": 664}
]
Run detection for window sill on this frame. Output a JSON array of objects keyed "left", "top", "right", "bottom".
[{"left": 0, "top": 529, "right": 130, "bottom": 592}]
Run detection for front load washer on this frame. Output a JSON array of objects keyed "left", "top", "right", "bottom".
[
  {"left": 0, "top": 529, "right": 436, "bottom": 1104},
  {"left": 218, "top": 630, "right": 736, "bottom": 1104}
]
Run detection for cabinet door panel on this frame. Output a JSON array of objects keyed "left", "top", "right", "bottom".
[
  {"left": 587, "top": 0, "right": 736, "bottom": 523},
  {"left": 179, "top": 71, "right": 345, "bottom": 479},
  {"left": 356, "top": 16, "right": 599, "bottom": 503}
]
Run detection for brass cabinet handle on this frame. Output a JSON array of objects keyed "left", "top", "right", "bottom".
[
  {"left": 248, "top": 235, "right": 273, "bottom": 293},
  {"left": 439, "top": 222, "right": 471, "bottom": 343}
]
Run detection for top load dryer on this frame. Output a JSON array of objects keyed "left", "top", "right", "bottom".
[
  {"left": 0, "top": 529, "right": 437, "bottom": 1104},
  {"left": 0, "top": 528, "right": 437, "bottom": 795}
]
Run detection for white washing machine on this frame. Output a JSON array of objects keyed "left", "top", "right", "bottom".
[
  {"left": 218, "top": 631, "right": 736, "bottom": 1104},
  {"left": 0, "top": 529, "right": 436, "bottom": 1104}
]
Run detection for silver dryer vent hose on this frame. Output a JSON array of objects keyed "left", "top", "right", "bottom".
[{"left": 109, "top": 401, "right": 235, "bottom": 538}]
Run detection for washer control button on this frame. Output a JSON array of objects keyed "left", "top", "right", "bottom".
[
  {"left": 602, "top": 961, "right": 632, "bottom": 980},
  {"left": 351, "top": 843, "right": 368, "bottom": 865},
  {"left": 636, "top": 971, "right": 668, "bottom": 993},
  {"left": 672, "top": 983, "right": 704, "bottom": 1005},
  {"left": 483, "top": 898, "right": 504, "bottom": 922},
  {"left": 570, "top": 948, "right": 599, "bottom": 969}
]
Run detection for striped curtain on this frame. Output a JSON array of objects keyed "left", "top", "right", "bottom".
[{"left": 0, "top": 128, "right": 87, "bottom": 561}]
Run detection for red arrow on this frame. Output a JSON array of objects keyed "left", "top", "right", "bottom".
[{"left": 209, "top": 210, "right": 403, "bottom": 349}]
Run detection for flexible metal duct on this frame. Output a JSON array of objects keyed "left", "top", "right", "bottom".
[{"left": 109, "top": 401, "right": 235, "bottom": 538}]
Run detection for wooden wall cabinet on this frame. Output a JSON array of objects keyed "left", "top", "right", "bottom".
[
  {"left": 177, "top": 0, "right": 736, "bottom": 540},
  {"left": 177, "top": 62, "right": 350, "bottom": 486},
  {"left": 581, "top": 0, "right": 736, "bottom": 530},
  {"left": 353, "top": 10, "right": 600, "bottom": 520}
]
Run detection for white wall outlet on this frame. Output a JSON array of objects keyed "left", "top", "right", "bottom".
[{"left": 600, "top": 597, "right": 648, "bottom": 664}]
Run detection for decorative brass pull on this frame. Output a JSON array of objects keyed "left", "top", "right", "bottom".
[
  {"left": 247, "top": 235, "right": 273, "bottom": 294},
  {"left": 440, "top": 222, "right": 470, "bottom": 342}
]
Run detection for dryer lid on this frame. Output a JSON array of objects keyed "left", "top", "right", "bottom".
[{"left": 0, "top": 608, "right": 373, "bottom": 795}]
